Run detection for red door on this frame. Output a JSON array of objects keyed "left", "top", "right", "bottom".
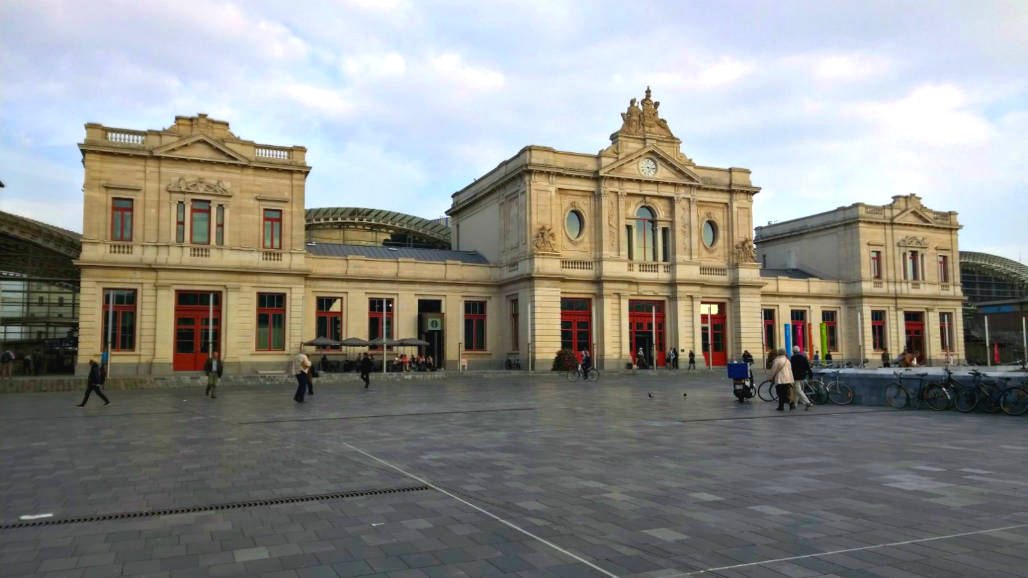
[
  {"left": 173, "top": 291, "right": 221, "bottom": 371},
  {"left": 629, "top": 300, "right": 665, "bottom": 367},
  {"left": 904, "top": 311, "right": 925, "bottom": 363},
  {"left": 701, "top": 302, "right": 726, "bottom": 366},
  {"left": 560, "top": 298, "right": 592, "bottom": 361}
]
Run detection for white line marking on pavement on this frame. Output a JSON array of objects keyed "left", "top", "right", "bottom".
[
  {"left": 18, "top": 513, "right": 53, "bottom": 520},
  {"left": 664, "top": 522, "right": 1028, "bottom": 576},
  {"left": 341, "top": 441, "right": 621, "bottom": 578}
]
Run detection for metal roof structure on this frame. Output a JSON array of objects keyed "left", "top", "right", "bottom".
[
  {"left": 0, "top": 210, "right": 81, "bottom": 280},
  {"left": 305, "top": 207, "right": 451, "bottom": 247},
  {"left": 305, "top": 243, "right": 489, "bottom": 264},
  {"left": 960, "top": 251, "right": 1028, "bottom": 284}
]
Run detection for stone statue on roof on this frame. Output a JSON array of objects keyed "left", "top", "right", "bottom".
[{"left": 615, "top": 87, "right": 675, "bottom": 139}]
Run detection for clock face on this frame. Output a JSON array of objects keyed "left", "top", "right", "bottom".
[{"left": 639, "top": 158, "right": 657, "bottom": 177}]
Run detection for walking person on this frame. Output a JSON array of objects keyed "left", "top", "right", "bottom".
[
  {"left": 881, "top": 348, "right": 891, "bottom": 368},
  {"left": 292, "top": 346, "right": 311, "bottom": 403},
  {"left": 790, "top": 346, "right": 814, "bottom": 410},
  {"left": 672, "top": 348, "right": 679, "bottom": 369},
  {"left": 768, "top": 349, "right": 794, "bottom": 411},
  {"left": 0, "top": 348, "right": 13, "bottom": 379},
  {"left": 77, "top": 358, "right": 110, "bottom": 407},
  {"left": 359, "top": 352, "right": 373, "bottom": 388},
  {"left": 203, "top": 351, "right": 223, "bottom": 399},
  {"left": 688, "top": 350, "right": 696, "bottom": 370}
]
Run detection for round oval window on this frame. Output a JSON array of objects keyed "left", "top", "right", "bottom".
[
  {"left": 566, "top": 210, "right": 583, "bottom": 239},
  {"left": 702, "top": 220, "right": 717, "bottom": 248}
]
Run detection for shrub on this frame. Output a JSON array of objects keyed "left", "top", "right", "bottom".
[{"left": 552, "top": 349, "right": 579, "bottom": 371}]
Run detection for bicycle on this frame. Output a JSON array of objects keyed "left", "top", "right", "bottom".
[
  {"left": 917, "top": 367, "right": 964, "bottom": 411},
  {"left": 884, "top": 371, "right": 944, "bottom": 409},
  {"left": 757, "top": 379, "right": 777, "bottom": 402},
  {"left": 1000, "top": 381, "right": 1028, "bottom": 416},
  {"left": 954, "top": 370, "right": 1010, "bottom": 413},
  {"left": 566, "top": 365, "right": 599, "bottom": 382},
  {"left": 808, "top": 371, "right": 855, "bottom": 405}
]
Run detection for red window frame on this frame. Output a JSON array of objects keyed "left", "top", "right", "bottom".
[
  {"left": 111, "top": 198, "right": 133, "bottom": 242},
  {"left": 263, "top": 209, "right": 282, "bottom": 250},
  {"left": 316, "top": 296, "right": 342, "bottom": 351},
  {"left": 191, "top": 200, "right": 211, "bottom": 245},
  {"left": 255, "top": 293, "right": 285, "bottom": 351},
  {"left": 938, "top": 255, "right": 949, "bottom": 283},
  {"left": 464, "top": 301, "right": 487, "bottom": 351},
  {"left": 791, "top": 309, "right": 807, "bottom": 352},
  {"left": 510, "top": 298, "right": 519, "bottom": 352},
  {"left": 870, "top": 250, "right": 882, "bottom": 279},
  {"left": 822, "top": 310, "right": 838, "bottom": 352},
  {"left": 939, "top": 312, "right": 953, "bottom": 351},
  {"left": 102, "top": 289, "right": 137, "bottom": 352},
  {"left": 215, "top": 204, "right": 224, "bottom": 246},
  {"left": 175, "top": 202, "right": 185, "bottom": 243},
  {"left": 368, "top": 298, "right": 394, "bottom": 350},
  {"left": 762, "top": 308, "right": 776, "bottom": 352},
  {"left": 871, "top": 310, "right": 886, "bottom": 351}
]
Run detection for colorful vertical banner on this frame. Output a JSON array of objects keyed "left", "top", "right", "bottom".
[
  {"left": 820, "top": 323, "right": 828, "bottom": 357},
  {"left": 784, "top": 323, "right": 792, "bottom": 354}
]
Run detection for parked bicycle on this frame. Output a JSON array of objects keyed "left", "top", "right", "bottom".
[
  {"left": 756, "top": 378, "right": 819, "bottom": 404},
  {"left": 919, "top": 367, "right": 964, "bottom": 411},
  {"left": 954, "top": 369, "right": 1011, "bottom": 414},
  {"left": 884, "top": 371, "right": 949, "bottom": 409},
  {"left": 566, "top": 365, "right": 599, "bottom": 382},
  {"left": 1000, "top": 381, "right": 1028, "bottom": 416},
  {"left": 806, "top": 371, "right": 855, "bottom": 405}
]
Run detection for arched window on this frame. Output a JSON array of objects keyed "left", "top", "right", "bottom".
[{"left": 635, "top": 207, "right": 657, "bottom": 261}]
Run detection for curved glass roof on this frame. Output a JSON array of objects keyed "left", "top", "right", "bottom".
[
  {"left": 960, "top": 251, "right": 1028, "bottom": 285},
  {"left": 305, "top": 207, "right": 450, "bottom": 244}
]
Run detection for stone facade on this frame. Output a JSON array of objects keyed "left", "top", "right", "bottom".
[
  {"left": 75, "top": 91, "right": 965, "bottom": 375},
  {"left": 755, "top": 194, "right": 964, "bottom": 364}
]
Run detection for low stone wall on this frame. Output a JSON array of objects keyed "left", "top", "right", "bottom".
[{"left": 810, "top": 366, "right": 1027, "bottom": 407}]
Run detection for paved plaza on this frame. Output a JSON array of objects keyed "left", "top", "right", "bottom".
[{"left": 1, "top": 371, "right": 1027, "bottom": 578}]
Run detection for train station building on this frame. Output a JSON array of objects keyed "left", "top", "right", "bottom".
[{"left": 71, "top": 89, "right": 966, "bottom": 375}]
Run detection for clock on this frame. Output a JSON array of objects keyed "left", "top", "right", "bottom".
[{"left": 639, "top": 158, "right": 657, "bottom": 177}]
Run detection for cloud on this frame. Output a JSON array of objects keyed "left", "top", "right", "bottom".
[
  {"left": 429, "top": 53, "right": 505, "bottom": 94},
  {"left": 696, "top": 56, "right": 753, "bottom": 88}
]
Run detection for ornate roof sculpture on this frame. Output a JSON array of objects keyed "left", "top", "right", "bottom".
[
  {"left": 305, "top": 207, "right": 451, "bottom": 248},
  {"left": 613, "top": 86, "right": 676, "bottom": 140}
]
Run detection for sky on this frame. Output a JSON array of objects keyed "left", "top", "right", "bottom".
[{"left": 1, "top": 0, "right": 1026, "bottom": 261}]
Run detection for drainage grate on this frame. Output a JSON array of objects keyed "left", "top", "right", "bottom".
[{"left": 1, "top": 485, "right": 430, "bottom": 529}]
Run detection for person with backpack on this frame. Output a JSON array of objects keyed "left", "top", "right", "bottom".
[
  {"left": 789, "top": 346, "right": 814, "bottom": 410},
  {"left": 77, "top": 357, "right": 110, "bottom": 407}
]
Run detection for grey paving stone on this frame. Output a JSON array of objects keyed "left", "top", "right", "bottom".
[{"left": 3, "top": 374, "right": 1028, "bottom": 578}]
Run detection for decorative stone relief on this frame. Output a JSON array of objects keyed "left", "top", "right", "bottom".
[
  {"left": 533, "top": 225, "right": 557, "bottom": 253},
  {"left": 897, "top": 235, "right": 929, "bottom": 248},
  {"left": 735, "top": 238, "right": 757, "bottom": 263},
  {"left": 168, "top": 177, "right": 232, "bottom": 196}
]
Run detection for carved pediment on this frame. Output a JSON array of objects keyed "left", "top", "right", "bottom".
[
  {"left": 600, "top": 145, "right": 699, "bottom": 183},
  {"left": 168, "top": 177, "right": 232, "bottom": 197},
  {"left": 153, "top": 135, "right": 248, "bottom": 164},
  {"left": 893, "top": 208, "right": 934, "bottom": 225}
]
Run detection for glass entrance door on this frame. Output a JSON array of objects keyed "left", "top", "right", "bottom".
[
  {"left": 905, "top": 311, "right": 925, "bottom": 363},
  {"left": 701, "top": 302, "right": 726, "bottom": 366},
  {"left": 629, "top": 300, "right": 665, "bottom": 367},
  {"left": 173, "top": 291, "right": 221, "bottom": 371},
  {"left": 560, "top": 298, "right": 592, "bottom": 363}
]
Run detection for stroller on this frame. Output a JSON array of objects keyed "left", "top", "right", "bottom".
[{"left": 727, "top": 362, "right": 755, "bottom": 403}]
